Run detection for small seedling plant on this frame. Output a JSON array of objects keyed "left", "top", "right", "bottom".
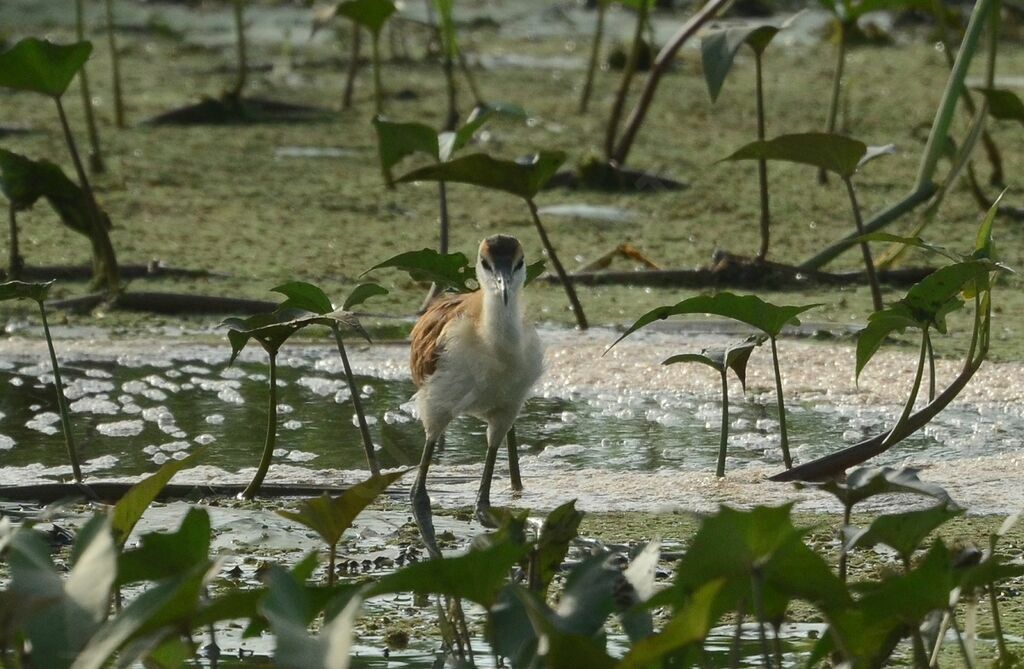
[
  {"left": 224, "top": 280, "right": 387, "bottom": 498},
  {"left": 315, "top": 0, "right": 396, "bottom": 113},
  {"left": 609, "top": 293, "right": 819, "bottom": 470},
  {"left": 0, "top": 38, "right": 120, "bottom": 293}
]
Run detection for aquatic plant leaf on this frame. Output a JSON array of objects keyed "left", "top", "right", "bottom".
[
  {"left": 722, "top": 132, "right": 867, "bottom": 178},
  {"left": 372, "top": 116, "right": 439, "bottom": 186},
  {"left": 335, "top": 0, "right": 395, "bottom": 34},
  {"left": 976, "top": 87, "right": 1024, "bottom": 125},
  {"left": 974, "top": 189, "right": 1004, "bottom": 261},
  {"left": 855, "top": 232, "right": 961, "bottom": 263},
  {"left": 73, "top": 560, "right": 221, "bottom": 669},
  {"left": 0, "top": 149, "right": 48, "bottom": 209},
  {"left": 620, "top": 542, "right": 659, "bottom": 643},
  {"left": 272, "top": 281, "right": 334, "bottom": 314},
  {"left": 117, "top": 508, "right": 212, "bottom": 586},
  {"left": 845, "top": 503, "right": 963, "bottom": 563},
  {"left": 855, "top": 304, "right": 920, "bottom": 381},
  {"left": 363, "top": 247, "right": 477, "bottom": 293},
  {"left": 0, "top": 38, "right": 92, "bottom": 97},
  {"left": 488, "top": 585, "right": 540, "bottom": 667},
  {"left": 343, "top": 282, "right": 388, "bottom": 310},
  {"left": 857, "top": 540, "right": 954, "bottom": 621},
  {"left": 0, "top": 152, "right": 108, "bottom": 237},
  {"left": 725, "top": 338, "right": 762, "bottom": 391},
  {"left": 0, "top": 279, "right": 52, "bottom": 304},
  {"left": 395, "top": 151, "right": 567, "bottom": 200},
  {"left": 262, "top": 566, "right": 361, "bottom": 669},
  {"left": 553, "top": 554, "right": 621, "bottom": 636},
  {"left": 277, "top": 471, "right": 406, "bottom": 550},
  {"left": 805, "top": 467, "right": 953, "bottom": 510},
  {"left": 902, "top": 259, "right": 1001, "bottom": 327},
  {"left": 959, "top": 553, "right": 1024, "bottom": 592},
  {"left": 532, "top": 500, "right": 583, "bottom": 597},
  {"left": 224, "top": 307, "right": 367, "bottom": 361},
  {"left": 663, "top": 352, "right": 722, "bottom": 372},
  {"left": 609, "top": 292, "right": 819, "bottom": 352},
  {"left": 701, "top": 25, "right": 779, "bottom": 102},
  {"left": 369, "top": 539, "right": 527, "bottom": 607},
  {"left": 618, "top": 580, "right": 723, "bottom": 669},
  {"left": 524, "top": 259, "right": 546, "bottom": 286},
  {"left": 7, "top": 518, "right": 116, "bottom": 669},
  {"left": 440, "top": 102, "right": 528, "bottom": 161},
  {"left": 110, "top": 448, "right": 208, "bottom": 547}
]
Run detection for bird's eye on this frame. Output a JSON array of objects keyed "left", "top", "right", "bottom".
[
  {"left": 514, "top": 259, "right": 524, "bottom": 271},
  {"left": 481, "top": 259, "right": 492, "bottom": 272}
]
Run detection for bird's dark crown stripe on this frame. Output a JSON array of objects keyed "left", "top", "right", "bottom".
[{"left": 483, "top": 235, "right": 522, "bottom": 261}]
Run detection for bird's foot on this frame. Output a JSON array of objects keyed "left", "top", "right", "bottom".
[
  {"left": 474, "top": 502, "right": 499, "bottom": 529},
  {"left": 411, "top": 485, "right": 443, "bottom": 560}
]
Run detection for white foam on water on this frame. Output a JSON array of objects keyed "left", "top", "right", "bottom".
[
  {"left": 64, "top": 378, "right": 116, "bottom": 400},
  {"left": 142, "top": 388, "right": 168, "bottom": 401},
  {"left": 70, "top": 397, "right": 120, "bottom": 414},
  {"left": 283, "top": 420, "right": 302, "bottom": 430},
  {"left": 205, "top": 414, "right": 225, "bottom": 425},
  {"left": 286, "top": 450, "right": 318, "bottom": 462},
  {"left": 85, "top": 369, "right": 112, "bottom": 379},
  {"left": 96, "top": 420, "right": 145, "bottom": 437},
  {"left": 296, "top": 376, "right": 344, "bottom": 396},
  {"left": 353, "top": 414, "right": 378, "bottom": 427},
  {"left": 195, "top": 434, "right": 216, "bottom": 445},
  {"left": 0, "top": 435, "right": 13, "bottom": 450}
]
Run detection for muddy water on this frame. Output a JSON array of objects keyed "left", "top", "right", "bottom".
[{"left": 2, "top": 326, "right": 1023, "bottom": 515}]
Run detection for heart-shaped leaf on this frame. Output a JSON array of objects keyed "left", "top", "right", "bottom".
[
  {"left": 117, "top": 508, "right": 212, "bottom": 585},
  {"left": 722, "top": 132, "right": 868, "bottom": 179},
  {"left": 701, "top": 25, "right": 779, "bottom": 102},
  {"left": 0, "top": 38, "right": 93, "bottom": 98},
  {"left": 531, "top": 500, "right": 583, "bottom": 597},
  {"left": 343, "top": 282, "right": 388, "bottom": 310},
  {"left": 224, "top": 308, "right": 367, "bottom": 363},
  {"left": 805, "top": 467, "right": 953, "bottom": 510},
  {"left": 372, "top": 116, "right": 439, "bottom": 186},
  {"left": 363, "top": 248, "right": 477, "bottom": 293},
  {"left": 335, "top": 0, "right": 396, "bottom": 34},
  {"left": 272, "top": 281, "right": 334, "bottom": 314},
  {"left": 976, "top": 87, "right": 1024, "bottom": 125},
  {"left": 845, "top": 503, "right": 963, "bottom": 563},
  {"left": 395, "top": 151, "right": 566, "bottom": 201}
]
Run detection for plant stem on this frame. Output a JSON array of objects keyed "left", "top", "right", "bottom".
[
  {"left": 990, "top": 585, "right": 1009, "bottom": 664},
  {"left": 332, "top": 325, "right": 379, "bottom": 476},
  {"left": 420, "top": 180, "right": 451, "bottom": 311},
  {"left": 230, "top": 0, "right": 247, "bottom": 99},
  {"left": 949, "top": 606, "right": 976, "bottom": 669},
  {"left": 717, "top": 370, "right": 729, "bottom": 478},
  {"left": 527, "top": 199, "right": 587, "bottom": 330},
  {"left": 8, "top": 206, "right": 21, "bottom": 279},
  {"left": 604, "top": 0, "right": 649, "bottom": 159},
  {"left": 769, "top": 336, "right": 792, "bottom": 469},
  {"left": 839, "top": 503, "right": 852, "bottom": 582},
  {"left": 754, "top": 50, "right": 770, "bottom": 261},
  {"left": 441, "top": 46, "right": 458, "bottom": 131},
  {"left": 579, "top": 1, "right": 607, "bottom": 114},
  {"left": 242, "top": 351, "right": 277, "bottom": 499},
  {"left": 371, "top": 32, "right": 384, "bottom": 114},
  {"left": 456, "top": 49, "right": 484, "bottom": 106},
  {"left": 610, "top": 0, "right": 729, "bottom": 165},
  {"left": 39, "top": 301, "right": 82, "bottom": 483},
  {"left": 819, "top": 19, "right": 847, "bottom": 185},
  {"left": 729, "top": 598, "right": 747, "bottom": 669},
  {"left": 343, "top": 22, "right": 361, "bottom": 109},
  {"left": 54, "top": 96, "right": 120, "bottom": 293},
  {"left": 104, "top": 0, "right": 126, "bottom": 128},
  {"left": 843, "top": 177, "right": 884, "bottom": 311},
  {"left": 750, "top": 571, "right": 774, "bottom": 669},
  {"left": 75, "top": 0, "right": 105, "bottom": 174},
  {"left": 328, "top": 544, "right": 336, "bottom": 586},
  {"left": 881, "top": 328, "right": 929, "bottom": 449},
  {"left": 925, "top": 329, "right": 936, "bottom": 402}
]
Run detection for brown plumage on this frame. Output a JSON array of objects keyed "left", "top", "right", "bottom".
[{"left": 409, "top": 291, "right": 481, "bottom": 386}]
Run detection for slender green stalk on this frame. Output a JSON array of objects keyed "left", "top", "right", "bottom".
[
  {"left": 882, "top": 328, "right": 929, "bottom": 449},
  {"left": 604, "top": 0, "right": 649, "bottom": 158},
  {"left": 750, "top": 571, "right": 774, "bottom": 669},
  {"left": 754, "top": 50, "right": 770, "bottom": 260},
  {"left": 230, "top": 0, "right": 248, "bottom": 99},
  {"left": 328, "top": 544, "right": 337, "bottom": 586},
  {"left": 990, "top": 585, "right": 1009, "bottom": 664},
  {"left": 925, "top": 330, "right": 936, "bottom": 402},
  {"left": 420, "top": 180, "right": 452, "bottom": 311},
  {"left": 819, "top": 20, "right": 847, "bottom": 185},
  {"left": 39, "top": 301, "right": 82, "bottom": 483},
  {"left": 769, "top": 336, "right": 792, "bottom": 469},
  {"left": 332, "top": 325, "right": 379, "bottom": 476},
  {"left": 456, "top": 49, "right": 483, "bottom": 106},
  {"left": 54, "top": 96, "right": 120, "bottom": 293},
  {"left": 104, "top": 0, "right": 126, "bottom": 128},
  {"left": 441, "top": 46, "right": 458, "bottom": 130},
  {"left": 343, "top": 22, "right": 361, "bottom": 109},
  {"left": 839, "top": 503, "right": 852, "bottom": 582},
  {"left": 371, "top": 32, "right": 384, "bottom": 113},
  {"left": 717, "top": 370, "right": 729, "bottom": 478},
  {"left": 242, "top": 352, "right": 277, "bottom": 499},
  {"left": 75, "top": 0, "right": 105, "bottom": 174},
  {"left": 843, "top": 177, "right": 883, "bottom": 311},
  {"left": 579, "top": 1, "right": 607, "bottom": 114},
  {"left": 771, "top": 623, "right": 784, "bottom": 668},
  {"left": 527, "top": 199, "right": 587, "bottom": 329},
  {"left": 8, "top": 205, "right": 21, "bottom": 279},
  {"left": 949, "top": 606, "right": 976, "bottom": 669},
  {"left": 729, "top": 598, "right": 747, "bottom": 669}
]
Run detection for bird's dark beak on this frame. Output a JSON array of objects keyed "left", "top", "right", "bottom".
[{"left": 497, "top": 269, "right": 512, "bottom": 305}]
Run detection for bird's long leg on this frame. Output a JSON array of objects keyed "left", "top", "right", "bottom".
[
  {"left": 506, "top": 424, "right": 523, "bottom": 493},
  {"left": 411, "top": 436, "right": 442, "bottom": 559},
  {"left": 476, "top": 418, "right": 513, "bottom": 527}
]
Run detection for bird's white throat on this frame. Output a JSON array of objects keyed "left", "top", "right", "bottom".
[{"left": 479, "top": 287, "right": 524, "bottom": 351}]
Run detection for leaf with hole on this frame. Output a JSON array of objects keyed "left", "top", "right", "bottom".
[{"left": 0, "top": 38, "right": 93, "bottom": 98}]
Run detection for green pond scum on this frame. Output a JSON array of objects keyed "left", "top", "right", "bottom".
[{"left": 2, "top": 0, "right": 1024, "bottom": 666}]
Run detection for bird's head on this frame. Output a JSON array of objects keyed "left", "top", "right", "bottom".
[{"left": 477, "top": 235, "right": 526, "bottom": 306}]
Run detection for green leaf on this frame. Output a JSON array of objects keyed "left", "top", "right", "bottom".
[
  {"left": 532, "top": 500, "right": 584, "bottom": 597},
  {"left": 363, "top": 248, "right": 477, "bottom": 293},
  {"left": 846, "top": 503, "right": 963, "bottom": 563},
  {"left": 117, "top": 508, "right": 212, "bottom": 586},
  {"left": 0, "top": 279, "right": 52, "bottom": 304},
  {"left": 433, "top": 0, "right": 457, "bottom": 57},
  {"left": 369, "top": 538, "right": 527, "bottom": 607},
  {"left": 0, "top": 152, "right": 105, "bottom": 237},
  {"left": 609, "top": 292, "right": 819, "bottom": 352},
  {"left": 662, "top": 352, "right": 724, "bottom": 373},
  {"left": 372, "top": 116, "right": 439, "bottom": 186},
  {"left": 805, "top": 467, "right": 953, "bottom": 510},
  {"left": 855, "top": 232, "right": 962, "bottom": 263},
  {"left": 439, "top": 102, "right": 528, "bottom": 161},
  {"left": 618, "top": 580, "right": 724, "bottom": 668},
  {"left": 0, "top": 38, "right": 93, "bottom": 97},
  {"left": 343, "top": 282, "right": 388, "bottom": 310},
  {"left": 976, "top": 87, "right": 1024, "bottom": 125},
  {"left": 855, "top": 304, "right": 920, "bottom": 380},
  {"left": 722, "top": 132, "right": 868, "bottom": 179},
  {"left": 552, "top": 555, "right": 621, "bottom": 636},
  {"left": 110, "top": 447, "right": 208, "bottom": 547},
  {"left": 335, "top": 0, "right": 395, "bottom": 34},
  {"left": 724, "top": 337, "right": 762, "bottom": 390},
  {"left": 223, "top": 308, "right": 367, "bottom": 362},
  {"left": 272, "top": 281, "right": 334, "bottom": 314},
  {"left": 974, "top": 188, "right": 1004, "bottom": 261},
  {"left": 277, "top": 471, "right": 406, "bottom": 550},
  {"left": 524, "top": 259, "right": 546, "bottom": 286},
  {"left": 902, "top": 259, "right": 1000, "bottom": 327},
  {"left": 395, "top": 151, "right": 567, "bottom": 200},
  {"left": 701, "top": 25, "right": 779, "bottom": 102}
]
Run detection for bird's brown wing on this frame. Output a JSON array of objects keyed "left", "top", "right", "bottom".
[{"left": 409, "top": 292, "right": 473, "bottom": 386}]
